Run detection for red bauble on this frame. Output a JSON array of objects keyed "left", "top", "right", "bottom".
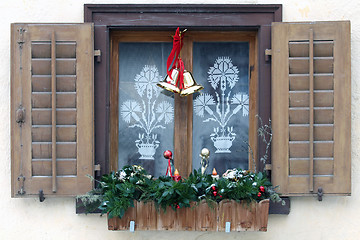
[
  {"left": 176, "top": 204, "right": 180, "bottom": 209},
  {"left": 211, "top": 186, "right": 216, "bottom": 191},
  {"left": 213, "top": 191, "right": 217, "bottom": 196},
  {"left": 259, "top": 186, "right": 265, "bottom": 192},
  {"left": 257, "top": 192, "right": 262, "bottom": 197},
  {"left": 163, "top": 150, "right": 172, "bottom": 159}
]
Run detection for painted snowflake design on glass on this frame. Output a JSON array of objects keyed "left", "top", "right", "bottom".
[
  {"left": 134, "top": 65, "right": 161, "bottom": 100},
  {"left": 194, "top": 57, "right": 249, "bottom": 153},
  {"left": 120, "top": 65, "right": 174, "bottom": 160}
]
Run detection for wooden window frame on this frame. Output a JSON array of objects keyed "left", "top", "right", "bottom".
[
  {"left": 84, "top": 4, "right": 282, "bottom": 177},
  {"left": 110, "top": 31, "right": 258, "bottom": 175}
]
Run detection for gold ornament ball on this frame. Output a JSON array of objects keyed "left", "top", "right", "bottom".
[{"left": 200, "top": 148, "right": 210, "bottom": 158}]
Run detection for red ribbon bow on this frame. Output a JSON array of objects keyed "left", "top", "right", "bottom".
[
  {"left": 166, "top": 158, "right": 173, "bottom": 177},
  {"left": 166, "top": 27, "right": 185, "bottom": 89}
]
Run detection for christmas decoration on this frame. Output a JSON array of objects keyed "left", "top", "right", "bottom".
[
  {"left": 211, "top": 168, "right": 219, "bottom": 180},
  {"left": 163, "top": 150, "right": 172, "bottom": 159},
  {"left": 200, "top": 148, "right": 210, "bottom": 174},
  {"left": 259, "top": 186, "right": 265, "bottom": 193},
  {"left": 157, "top": 28, "right": 203, "bottom": 96},
  {"left": 163, "top": 150, "right": 173, "bottom": 177},
  {"left": 172, "top": 169, "right": 182, "bottom": 182},
  {"left": 79, "top": 165, "right": 284, "bottom": 222}
]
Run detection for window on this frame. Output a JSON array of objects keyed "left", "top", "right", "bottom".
[
  {"left": 110, "top": 31, "right": 258, "bottom": 177},
  {"left": 10, "top": 5, "right": 350, "bottom": 205},
  {"left": 86, "top": 4, "right": 279, "bottom": 178}
]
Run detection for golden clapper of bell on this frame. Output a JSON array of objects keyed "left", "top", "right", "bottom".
[
  {"left": 180, "top": 70, "right": 204, "bottom": 97},
  {"left": 157, "top": 69, "right": 181, "bottom": 93}
]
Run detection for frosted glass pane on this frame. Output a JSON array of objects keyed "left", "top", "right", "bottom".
[
  {"left": 192, "top": 42, "right": 250, "bottom": 175},
  {"left": 118, "top": 42, "right": 174, "bottom": 177}
]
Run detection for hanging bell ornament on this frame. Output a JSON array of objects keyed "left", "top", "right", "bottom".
[
  {"left": 157, "top": 68, "right": 181, "bottom": 93},
  {"left": 180, "top": 70, "right": 204, "bottom": 97}
]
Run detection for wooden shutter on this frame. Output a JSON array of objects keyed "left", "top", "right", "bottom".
[
  {"left": 271, "top": 21, "right": 351, "bottom": 196},
  {"left": 11, "top": 24, "right": 94, "bottom": 197}
]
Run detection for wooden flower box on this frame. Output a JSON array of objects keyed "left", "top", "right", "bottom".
[{"left": 108, "top": 199, "right": 269, "bottom": 232}]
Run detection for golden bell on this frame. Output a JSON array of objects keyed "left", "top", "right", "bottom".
[
  {"left": 157, "top": 68, "right": 181, "bottom": 93},
  {"left": 180, "top": 70, "right": 204, "bottom": 97}
]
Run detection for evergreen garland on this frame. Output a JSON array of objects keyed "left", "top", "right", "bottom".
[{"left": 78, "top": 165, "right": 283, "bottom": 219}]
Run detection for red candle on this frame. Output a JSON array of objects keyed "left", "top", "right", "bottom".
[{"left": 173, "top": 169, "right": 181, "bottom": 182}]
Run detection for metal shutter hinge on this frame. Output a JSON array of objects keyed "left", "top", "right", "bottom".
[
  {"left": 16, "top": 105, "right": 25, "bottom": 125},
  {"left": 265, "top": 164, "right": 272, "bottom": 171},
  {"left": 39, "top": 189, "right": 45, "bottom": 202},
  {"left": 94, "top": 164, "right": 101, "bottom": 177},
  {"left": 94, "top": 50, "right": 101, "bottom": 63},
  {"left": 17, "top": 175, "right": 26, "bottom": 195},
  {"left": 265, "top": 49, "right": 272, "bottom": 62},
  {"left": 17, "top": 27, "right": 26, "bottom": 48},
  {"left": 317, "top": 187, "right": 323, "bottom": 201}
]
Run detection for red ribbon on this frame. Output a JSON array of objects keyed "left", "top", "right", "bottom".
[
  {"left": 166, "top": 159, "right": 173, "bottom": 177},
  {"left": 166, "top": 28, "right": 184, "bottom": 87},
  {"left": 178, "top": 58, "right": 185, "bottom": 89}
]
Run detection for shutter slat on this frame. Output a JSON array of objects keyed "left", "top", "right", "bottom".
[
  {"left": 289, "top": 141, "right": 334, "bottom": 158},
  {"left": 32, "top": 92, "right": 76, "bottom": 108},
  {"left": 32, "top": 42, "right": 76, "bottom": 58},
  {"left": 290, "top": 158, "right": 334, "bottom": 175},
  {"left": 32, "top": 109, "right": 76, "bottom": 125},
  {"left": 32, "top": 59, "right": 76, "bottom": 75},
  {"left": 289, "top": 41, "right": 333, "bottom": 57},
  {"left": 289, "top": 91, "right": 333, "bottom": 107},
  {"left": 56, "top": 42, "right": 76, "bottom": 58},
  {"left": 289, "top": 57, "right": 333, "bottom": 74},
  {"left": 289, "top": 74, "right": 334, "bottom": 91},
  {"left": 11, "top": 23, "right": 94, "bottom": 197},
  {"left": 32, "top": 125, "right": 76, "bottom": 142},
  {"left": 290, "top": 124, "right": 333, "bottom": 141},
  {"left": 32, "top": 75, "right": 77, "bottom": 92},
  {"left": 32, "top": 142, "right": 77, "bottom": 159},
  {"left": 32, "top": 159, "right": 77, "bottom": 176},
  {"left": 271, "top": 21, "right": 350, "bottom": 196},
  {"left": 289, "top": 108, "right": 334, "bottom": 124}
]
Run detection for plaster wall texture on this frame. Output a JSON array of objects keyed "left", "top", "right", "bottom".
[{"left": 1, "top": 0, "right": 359, "bottom": 239}]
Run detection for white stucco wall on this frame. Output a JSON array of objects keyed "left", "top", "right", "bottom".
[{"left": 2, "top": 0, "right": 359, "bottom": 239}]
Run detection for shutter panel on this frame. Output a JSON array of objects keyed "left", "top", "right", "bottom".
[
  {"left": 11, "top": 24, "right": 94, "bottom": 197},
  {"left": 271, "top": 21, "right": 351, "bottom": 196}
]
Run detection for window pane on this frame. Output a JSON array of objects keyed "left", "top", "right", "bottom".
[
  {"left": 192, "top": 42, "right": 250, "bottom": 174},
  {"left": 118, "top": 42, "right": 174, "bottom": 177}
]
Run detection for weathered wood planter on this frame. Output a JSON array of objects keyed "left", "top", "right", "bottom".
[{"left": 108, "top": 199, "right": 269, "bottom": 232}]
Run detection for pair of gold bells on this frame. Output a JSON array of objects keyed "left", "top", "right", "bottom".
[{"left": 157, "top": 68, "right": 204, "bottom": 96}]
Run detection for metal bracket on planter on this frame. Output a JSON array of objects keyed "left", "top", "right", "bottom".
[
  {"left": 317, "top": 187, "right": 323, "bottom": 201},
  {"left": 39, "top": 189, "right": 45, "bottom": 202}
]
